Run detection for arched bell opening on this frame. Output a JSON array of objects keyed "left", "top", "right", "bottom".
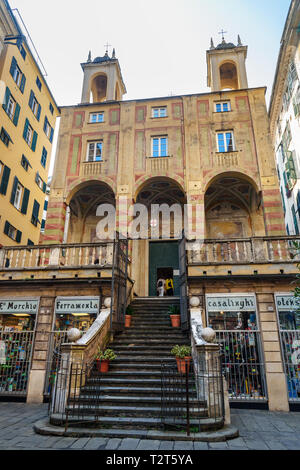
[
  {"left": 68, "top": 182, "right": 116, "bottom": 243},
  {"left": 90, "top": 73, "right": 108, "bottom": 103},
  {"left": 219, "top": 61, "right": 238, "bottom": 90}
]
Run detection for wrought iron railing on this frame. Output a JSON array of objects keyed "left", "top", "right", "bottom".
[
  {"left": 49, "top": 356, "right": 105, "bottom": 430},
  {"left": 161, "top": 352, "right": 224, "bottom": 436},
  {"left": 279, "top": 330, "right": 300, "bottom": 402},
  {"left": 0, "top": 330, "right": 34, "bottom": 395},
  {"left": 216, "top": 330, "right": 268, "bottom": 401}
]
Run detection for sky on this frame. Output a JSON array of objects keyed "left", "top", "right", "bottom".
[{"left": 9, "top": 0, "right": 291, "bottom": 173}]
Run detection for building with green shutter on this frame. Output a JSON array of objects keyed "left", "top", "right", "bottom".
[{"left": 0, "top": 0, "right": 59, "bottom": 247}]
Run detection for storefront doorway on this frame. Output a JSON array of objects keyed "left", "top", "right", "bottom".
[
  {"left": 149, "top": 241, "right": 180, "bottom": 297},
  {"left": 44, "top": 296, "right": 100, "bottom": 397},
  {"left": 206, "top": 294, "right": 268, "bottom": 402},
  {"left": 0, "top": 298, "right": 38, "bottom": 396},
  {"left": 275, "top": 293, "right": 300, "bottom": 402}
]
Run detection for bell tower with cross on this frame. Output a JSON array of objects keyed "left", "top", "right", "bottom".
[
  {"left": 80, "top": 44, "right": 127, "bottom": 103},
  {"left": 206, "top": 31, "right": 248, "bottom": 92}
]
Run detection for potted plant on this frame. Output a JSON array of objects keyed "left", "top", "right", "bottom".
[
  {"left": 168, "top": 305, "right": 180, "bottom": 327},
  {"left": 125, "top": 305, "right": 133, "bottom": 328},
  {"left": 171, "top": 345, "right": 192, "bottom": 374},
  {"left": 95, "top": 348, "right": 117, "bottom": 373}
]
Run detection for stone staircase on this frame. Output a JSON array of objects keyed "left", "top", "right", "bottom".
[{"left": 43, "top": 297, "right": 238, "bottom": 440}]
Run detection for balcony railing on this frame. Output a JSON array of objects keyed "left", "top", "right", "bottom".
[
  {"left": 0, "top": 242, "right": 114, "bottom": 270},
  {"left": 187, "top": 236, "right": 300, "bottom": 265}
]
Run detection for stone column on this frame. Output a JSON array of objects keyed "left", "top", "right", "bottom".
[
  {"left": 256, "top": 292, "right": 289, "bottom": 411},
  {"left": 27, "top": 296, "right": 55, "bottom": 403}
]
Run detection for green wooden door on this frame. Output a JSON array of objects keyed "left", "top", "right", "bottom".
[{"left": 149, "top": 241, "right": 180, "bottom": 296}]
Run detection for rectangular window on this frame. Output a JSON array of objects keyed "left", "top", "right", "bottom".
[
  {"left": 0, "top": 128, "right": 11, "bottom": 147},
  {"left": 27, "top": 239, "right": 34, "bottom": 246},
  {"left": 90, "top": 112, "right": 104, "bottom": 123},
  {"left": 292, "top": 204, "right": 299, "bottom": 235},
  {"left": 36, "top": 76, "right": 42, "bottom": 91},
  {"left": 49, "top": 103, "right": 54, "bottom": 115},
  {"left": 43, "top": 116, "right": 54, "bottom": 142},
  {"left": 23, "top": 119, "right": 37, "bottom": 151},
  {"left": 151, "top": 136, "right": 168, "bottom": 157},
  {"left": 152, "top": 107, "right": 167, "bottom": 118},
  {"left": 87, "top": 141, "right": 103, "bottom": 161},
  {"left": 282, "top": 122, "right": 292, "bottom": 151},
  {"left": 41, "top": 147, "right": 48, "bottom": 168},
  {"left": 35, "top": 172, "right": 46, "bottom": 192},
  {"left": 4, "top": 221, "right": 22, "bottom": 243},
  {"left": 216, "top": 131, "right": 235, "bottom": 152},
  {"left": 0, "top": 165, "right": 10, "bottom": 195},
  {"left": 21, "top": 155, "right": 31, "bottom": 171},
  {"left": 13, "top": 181, "right": 23, "bottom": 210},
  {"left": 31, "top": 200, "right": 40, "bottom": 226},
  {"left": 215, "top": 101, "right": 231, "bottom": 112},
  {"left": 29, "top": 90, "right": 41, "bottom": 120},
  {"left": 2, "top": 87, "right": 20, "bottom": 126},
  {"left": 10, "top": 57, "right": 26, "bottom": 93},
  {"left": 6, "top": 94, "right": 16, "bottom": 119}
]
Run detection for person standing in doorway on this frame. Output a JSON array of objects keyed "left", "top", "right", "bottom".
[
  {"left": 166, "top": 277, "right": 174, "bottom": 296},
  {"left": 157, "top": 278, "right": 165, "bottom": 296}
]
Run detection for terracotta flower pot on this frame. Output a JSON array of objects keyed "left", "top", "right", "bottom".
[
  {"left": 96, "top": 359, "right": 110, "bottom": 373},
  {"left": 176, "top": 356, "right": 192, "bottom": 374},
  {"left": 125, "top": 315, "right": 131, "bottom": 327},
  {"left": 170, "top": 314, "right": 180, "bottom": 327}
]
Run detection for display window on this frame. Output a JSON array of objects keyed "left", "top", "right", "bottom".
[
  {"left": 206, "top": 294, "right": 267, "bottom": 401},
  {"left": 275, "top": 294, "right": 300, "bottom": 401},
  {"left": 0, "top": 298, "right": 38, "bottom": 395},
  {"left": 44, "top": 296, "right": 100, "bottom": 397}
]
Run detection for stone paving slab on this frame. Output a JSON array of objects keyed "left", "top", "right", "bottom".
[{"left": 0, "top": 403, "right": 300, "bottom": 450}]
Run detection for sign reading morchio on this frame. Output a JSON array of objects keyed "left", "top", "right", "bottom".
[
  {"left": 207, "top": 296, "right": 256, "bottom": 312},
  {"left": 0, "top": 299, "right": 38, "bottom": 314},
  {"left": 55, "top": 297, "right": 100, "bottom": 314}
]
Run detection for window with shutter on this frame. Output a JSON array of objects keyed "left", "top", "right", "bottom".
[
  {"left": 31, "top": 200, "right": 40, "bottom": 226},
  {"left": 0, "top": 165, "right": 11, "bottom": 195}
]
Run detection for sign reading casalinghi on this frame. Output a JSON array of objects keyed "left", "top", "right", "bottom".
[{"left": 207, "top": 296, "right": 256, "bottom": 312}]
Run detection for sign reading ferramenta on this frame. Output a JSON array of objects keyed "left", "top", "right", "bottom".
[
  {"left": 207, "top": 296, "right": 256, "bottom": 312},
  {"left": 55, "top": 297, "right": 100, "bottom": 314},
  {"left": 0, "top": 299, "right": 38, "bottom": 314}
]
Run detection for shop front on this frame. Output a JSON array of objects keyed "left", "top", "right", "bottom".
[
  {"left": 44, "top": 296, "right": 100, "bottom": 396},
  {"left": 206, "top": 293, "right": 268, "bottom": 402},
  {"left": 0, "top": 298, "right": 38, "bottom": 396},
  {"left": 275, "top": 293, "right": 300, "bottom": 402}
]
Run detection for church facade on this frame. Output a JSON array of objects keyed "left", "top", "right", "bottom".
[{"left": 0, "top": 36, "right": 299, "bottom": 412}]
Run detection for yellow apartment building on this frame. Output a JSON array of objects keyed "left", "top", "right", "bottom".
[{"left": 0, "top": 0, "right": 59, "bottom": 247}]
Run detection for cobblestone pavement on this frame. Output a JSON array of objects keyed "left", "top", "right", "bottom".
[{"left": 0, "top": 402, "right": 299, "bottom": 450}]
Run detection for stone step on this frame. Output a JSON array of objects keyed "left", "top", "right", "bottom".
[
  {"left": 36, "top": 417, "right": 238, "bottom": 441},
  {"left": 65, "top": 403, "right": 208, "bottom": 418},
  {"left": 112, "top": 338, "right": 188, "bottom": 345},
  {"left": 87, "top": 377, "right": 195, "bottom": 386},
  {"left": 81, "top": 386, "right": 199, "bottom": 398}
]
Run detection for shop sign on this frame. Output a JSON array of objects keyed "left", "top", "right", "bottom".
[
  {"left": 55, "top": 297, "right": 100, "bottom": 314},
  {"left": 275, "top": 295, "right": 300, "bottom": 311},
  {"left": 207, "top": 295, "right": 256, "bottom": 312},
  {"left": 0, "top": 299, "right": 38, "bottom": 314}
]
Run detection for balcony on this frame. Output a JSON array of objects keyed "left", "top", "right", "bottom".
[
  {"left": 0, "top": 242, "right": 114, "bottom": 273},
  {"left": 215, "top": 152, "right": 239, "bottom": 168},
  {"left": 146, "top": 155, "right": 173, "bottom": 174},
  {"left": 80, "top": 161, "right": 107, "bottom": 177},
  {"left": 187, "top": 236, "right": 300, "bottom": 265}
]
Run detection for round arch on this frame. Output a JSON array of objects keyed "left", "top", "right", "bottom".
[
  {"left": 134, "top": 175, "right": 186, "bottom": 202},
  {"left": 65, "top": 177, "right": 116, "bottom": 206}
]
